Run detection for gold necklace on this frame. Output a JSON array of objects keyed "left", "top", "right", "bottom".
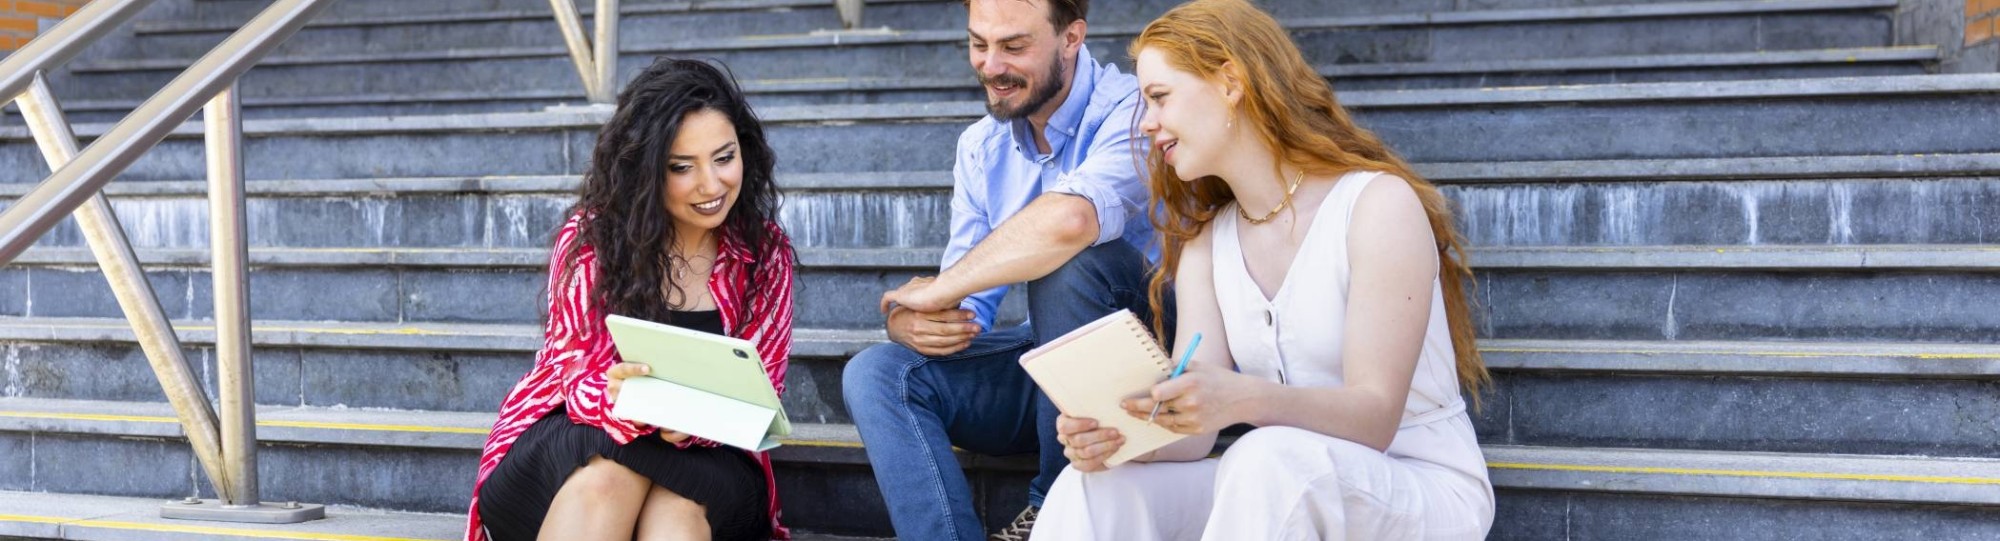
[{"left": 1238, "top": 168, "right": 1305, "bottom": 225}]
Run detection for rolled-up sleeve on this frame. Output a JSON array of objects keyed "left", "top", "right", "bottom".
[
  {"left": 942, "top": 133, "right": 1008, "bottom": 331},
  {"left": 1044, "top": 93, "right": 1148, "bottom": 247}
]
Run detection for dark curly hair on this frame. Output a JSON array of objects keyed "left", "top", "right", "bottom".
[{"left": 560, "top": 57, "right": 784, "bottom": 324}]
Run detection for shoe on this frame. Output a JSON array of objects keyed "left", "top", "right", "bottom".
[{"left": 989, "top": 505, "right": 1038, "bottom": 541}]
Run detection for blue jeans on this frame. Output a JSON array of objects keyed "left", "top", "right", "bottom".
[{"left": 843, "top": 242, "right": 1167, "bottom": 540}]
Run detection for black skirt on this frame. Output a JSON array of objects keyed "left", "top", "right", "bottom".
[{"left": 477, "top": 406, "right": 770, "bottom": 540}]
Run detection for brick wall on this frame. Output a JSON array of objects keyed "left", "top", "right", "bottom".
[
  {"left": 0, "top": 0, "right": 91, "bottom": 51},
  {"left": 1972, "top": 0, "right": 2000, "bottom": 46}
]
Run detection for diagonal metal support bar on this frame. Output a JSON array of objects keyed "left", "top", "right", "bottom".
[
  {"left": 11, "top": 73, "right": 233, "bottom": 503},
  {"left": 549, "top": 0, "right": 620, "bottom": 103}
]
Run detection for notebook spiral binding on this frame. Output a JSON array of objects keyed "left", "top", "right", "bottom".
[{"left": 1122, "top": 313, "right": 1172, "bottom": 372}]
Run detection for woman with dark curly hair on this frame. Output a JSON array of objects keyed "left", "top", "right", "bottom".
[{"left": 466, "top": 57, "right": 798, "bottom": 541}]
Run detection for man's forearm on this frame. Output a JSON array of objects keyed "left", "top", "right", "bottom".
[{"left": 933, "top": 193, "right": 1100, "bottom": 302}]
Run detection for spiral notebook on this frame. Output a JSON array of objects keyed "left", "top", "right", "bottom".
[{"left": 1020, "top": 309, "right": 1189, "bottom": 466}]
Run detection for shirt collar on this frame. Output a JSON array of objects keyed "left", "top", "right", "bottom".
[{"left": 1008, "top": 44, "right": 1101, "bottom": 159}]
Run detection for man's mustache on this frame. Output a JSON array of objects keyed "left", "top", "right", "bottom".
[{"left": 980, "top": 73, "right": 1029, "bottom": 89}]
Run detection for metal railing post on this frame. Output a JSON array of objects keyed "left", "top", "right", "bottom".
[
  {"left": 593, "top": 0, "right": 620, "bottom": 103},
  {"left": 836, "top": 0, "right": 865, "bottom": 29},
  {"left": 12, "top": 72, "right": 234, "bottom": 505},
  {"left": 204, "top": 83, "right": 259, "bottom": 510}
]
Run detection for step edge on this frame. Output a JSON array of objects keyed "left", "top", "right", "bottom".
[
  {"left": 46, "top": 46, "right": 1942, "bottom": 113},
  {"left": 95, "top": 0, "right": 1901, "bottom": 69},
  {"left": 2, "top": 397, "right": 1994, "bottom": 506},
  {"left": 10, "top": 152, "right": 2000, "bottom": 199},
  {"left": 3, "top": 317, "right": 1996, "bottom": 377},
  {"left": 9, "top": 245, "right": 2000, "bottom": 271},
  {"left": 21, "top": 74, "right": 2000, "bottom": 140}
]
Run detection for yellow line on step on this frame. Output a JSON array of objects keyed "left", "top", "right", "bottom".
[
  {"left": 0, "top": 411, "right": 488, "bottom": 435},
  {"left": 10, "top": 410, "right": 1996, "bottom": 486},
  {"left": 1487, "top": 462, "right": 2000, "bottom": 485},
  {"left": 1481, "top": 346, "right": 2000, "bottom": 360},
  {"left": 257, "top": 420, "right": 488, "bottom": 435},
  {"left": 781, "top": 438, "right": 865, "bottom": 449},
  {"left": 0, "top": 514, "right": 447, "bottom": 541},
  {"left": 0, "top": 411, "right": 178, "bottom": 424}
]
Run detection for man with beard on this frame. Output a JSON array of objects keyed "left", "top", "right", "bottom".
[{"left": 841, "top": 1, "right": 1157, "bottom": 540}]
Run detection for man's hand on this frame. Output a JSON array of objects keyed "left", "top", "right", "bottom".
[
  {"left": 880, "top": 276, "right": 962, "bottom": 314},
  {"left": 886, "top": 305, "right": 982, "bottom": 357}
]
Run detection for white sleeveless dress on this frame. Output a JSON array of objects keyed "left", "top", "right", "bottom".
[{"left": 1034, "top": 171, "right": 1494, "bottom": 541}]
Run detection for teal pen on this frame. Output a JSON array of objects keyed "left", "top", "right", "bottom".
[{"left": 1147, "top": 332, "right": 1202, "bottom": 424}]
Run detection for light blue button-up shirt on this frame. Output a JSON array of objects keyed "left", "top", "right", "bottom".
[{"left": 944, "top": 45, "right": 1154, "bottom": 331}]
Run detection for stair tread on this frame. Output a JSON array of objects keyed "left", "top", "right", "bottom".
[
  {"left": 3, "top": 316, "right": 1996, "bottom": 376},
  {"left": 37, "top": 42, "right": 1944, "bottom": 115},
  {"left": 2, "top": 396, "right": 1996, "bottom": 506},
  {"left": 62, "top": 44, "right": 1937, "bottom": 89},
  {"left": 132, "top": 0, "right": 1878, "bottom": 36},
  {"left": 133, "top": 0, "right": 920, "bottom": 34},
  {"left": 20, "top": 74, "right": 2000, "bottom": 141},
  {"left": 6, "top": 152, "right": 2000, "bottom": 199},
  {"left": 9, "top": 244, "right": 2000, "bottom": 270},
  {"left": 0, "top": 489, "right": 884, "bottom": 541},
  {"left": 0, "top": 489, "right": 462, "bottom": 541},
  {"left": 84, "top": 0, "right": 1899, "bottom": 73}
]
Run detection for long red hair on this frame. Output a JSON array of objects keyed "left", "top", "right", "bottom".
[{"left": 1133, "top": 0, "right": 1489, "bottom": 398}]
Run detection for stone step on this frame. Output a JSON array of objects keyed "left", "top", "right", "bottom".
[
  {"left": 10, "top": 164, "right": 2000, "bottom": 250},
  {"left": 125, "top": 1, "right": 946, "bottom": 60},
  {"left": 160, "top": 0, "right": 1714, "bottom": 32},
  {"left": 57, "top": 0, "right": 1901, "bottom": 104},
  {"left": 9, "top": 75, "right": 2000, "bottom": 183},
  {"left": 0, "top": 490, "right": 464, "bottom": 541},
  {"left": 3, "top": 314, "right": 2000, "bottom": 432},
  {"left": 3, "top": 317, "right": 1998, "bottom": 458},
  {"left": 3, "top": 244, "right": 1998, "bottom": 339},
  {"left": 0, "top": 490, "right": 883, "bottom": 541},
  {"left": 31, "top": 46, "right": 1941, "bottom": 121},
  {"left": 13, "top": 316, "right": 2000, "bottom": 377},
  {"left": 2, "top": 397, "right": 1998, "bottom": 537},
  {"left": 175, "top": 0, "right": 848, "bottom": 25}
]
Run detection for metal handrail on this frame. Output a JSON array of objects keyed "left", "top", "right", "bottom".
[
  {"left": 0, "top": 0, "right": 331, "bottom": 260},
  {"left": 0, "top": 0, "right": 334, "bottom": 523},
  {"left": 0, "top": 0, "right": 157, "bottom": 104}
]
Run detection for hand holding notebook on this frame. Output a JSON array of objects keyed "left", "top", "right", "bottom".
[
  {"left": 603, "top": 314, "right": 792, "bottom": 452},
  {"left": 1020, "top": 309, "right": 1189, "bottom": 467}
]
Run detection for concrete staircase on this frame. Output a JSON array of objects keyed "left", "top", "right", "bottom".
[{"left": 2, "top": 0, "right": 1999, "bottom": 539}]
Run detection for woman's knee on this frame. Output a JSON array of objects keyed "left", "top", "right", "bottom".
[
  {"left": 1218, "top": 427, "right": 1341, "bottom": 481},
  {"left": 1216, "top": 427, "right": 1387, "bottom": 497},
  {"left": 1048, "top": 461, "right": 1209, "bottom": 508},
  {"left": 642, "top": 485, "right": 708, "bottom": 519},
  {"left": 563, "top": 456, "right": 652, "bottom": 502},
  {"left": 635, "top": 485, "right": 711, "bottom": 541}
]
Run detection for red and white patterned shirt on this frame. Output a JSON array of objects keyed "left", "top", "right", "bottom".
[{"left": 466, "top": 213, "right": 795, "bottom": 541}]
